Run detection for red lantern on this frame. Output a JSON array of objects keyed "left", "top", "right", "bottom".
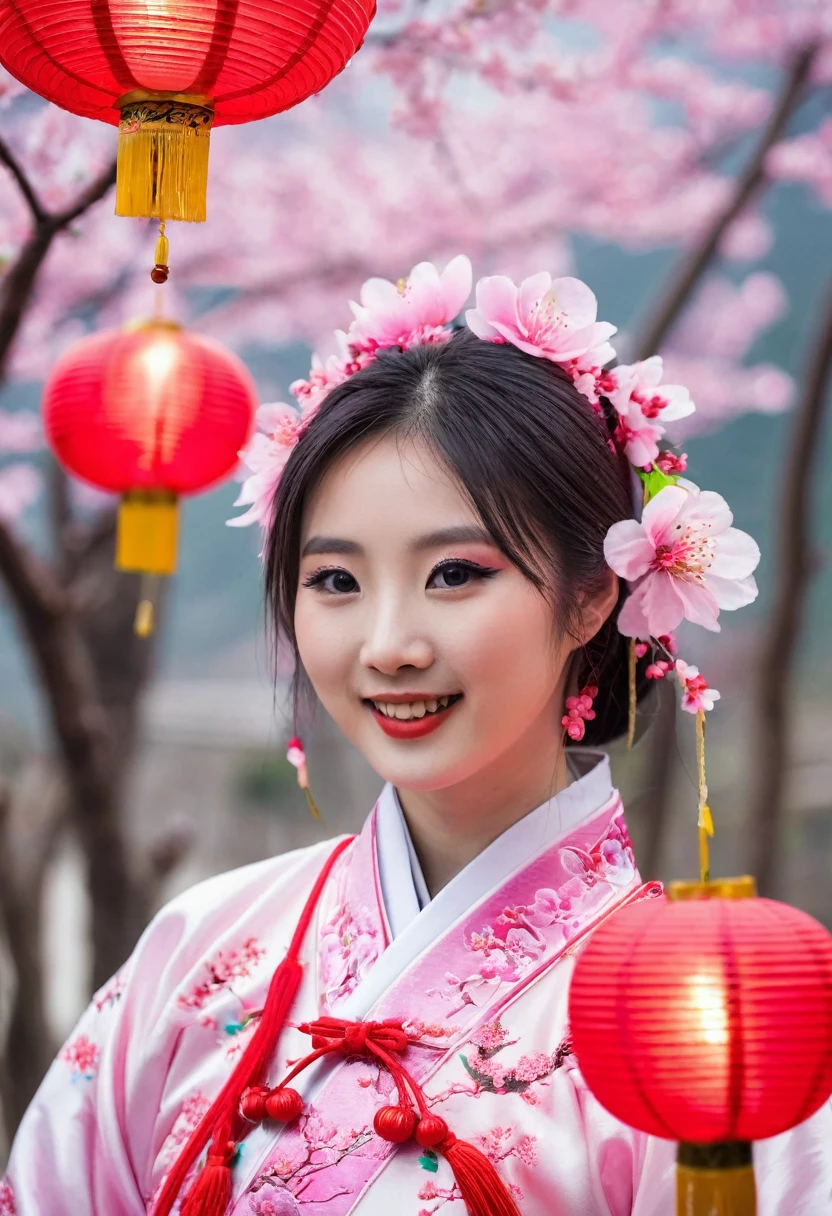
[
  {"left": 568, "top": 878, "right": 832, "bottom": 1215},
  {"left": 0, "top": 0, "right": 375, "bottom": 235},
  {"left": 43, "top": 320, "right": 256, "bottom": 632}
]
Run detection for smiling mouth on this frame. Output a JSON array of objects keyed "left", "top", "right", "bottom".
[
  {"left": 363, "top": 693, "right": 464, "bottom": 739},
  {"left": 365, "top": 694, "right": 463, "bottom": 721}
]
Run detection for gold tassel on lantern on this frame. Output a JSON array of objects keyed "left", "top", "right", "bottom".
[
  {"left": 116, "top": 93, "right": 214, "bottom": 223},
  {"left": 117, "top": 490, "right": 179, "bottom": 636}
]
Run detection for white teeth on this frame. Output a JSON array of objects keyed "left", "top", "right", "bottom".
[{"left": 371, "top": 696, "right": 457, "bottom": 720}]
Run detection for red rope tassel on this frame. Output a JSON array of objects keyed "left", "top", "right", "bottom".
[
  {"left": 440, "top": 1134, "right": 522, "bottom": 1216},
  {"left": 153, "top": 837, "right": 354, "bottom": 1216}
]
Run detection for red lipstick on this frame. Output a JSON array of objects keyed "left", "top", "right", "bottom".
[{"left": 366, "top": 695, "right": 462, "bottom": 740}]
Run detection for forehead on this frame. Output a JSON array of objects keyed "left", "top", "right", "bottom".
[{"left": 301, "top": 432, "right": 480, "bottom": 539}]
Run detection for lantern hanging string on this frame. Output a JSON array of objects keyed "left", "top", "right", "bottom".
[
  {"left": 695, "top": 709, "right": 714, "bottom": 882},
  {"left": 152, "top": 221, "right": 170, "bottom": 285}
]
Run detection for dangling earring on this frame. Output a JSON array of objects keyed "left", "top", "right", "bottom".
[
  {"left": 286, "top": 736, "right": 322, "bottom": 822},
  {"left": 562, "top": 684, "right": 598, "bottom": 742}
]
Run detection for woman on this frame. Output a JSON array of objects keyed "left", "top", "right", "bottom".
[{"left": 4, "top": 257, "right": 829, "bottom": 1215}]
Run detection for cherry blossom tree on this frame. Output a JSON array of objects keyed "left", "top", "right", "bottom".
[{"left": 1, "top": 0, "right": 832, "bottom": 1139}]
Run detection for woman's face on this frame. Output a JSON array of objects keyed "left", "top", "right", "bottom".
[{"left": 294, "top": 433, "right": 591, "bottom": 794}]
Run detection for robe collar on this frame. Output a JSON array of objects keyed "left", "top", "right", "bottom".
[{"left": 375, "top": 749, "right": 613, "bottom": 940}]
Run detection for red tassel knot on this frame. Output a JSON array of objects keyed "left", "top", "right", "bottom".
[{"left": 300, "top": 1016, "right": 411, "bottom": 1056}]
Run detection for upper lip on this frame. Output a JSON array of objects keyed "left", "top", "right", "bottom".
[{"left": 363, "top": 692, "right": 460, "bottom": 703}]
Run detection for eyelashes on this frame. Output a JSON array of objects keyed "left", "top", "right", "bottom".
[{"left": 301, "top": 558, "right": 500, "bottom": 595}]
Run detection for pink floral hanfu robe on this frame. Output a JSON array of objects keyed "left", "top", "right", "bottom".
[{"left": 4, "top": 753, "right": 831, "bottom": 1215}]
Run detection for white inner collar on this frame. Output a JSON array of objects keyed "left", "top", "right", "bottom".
[{"left": 375, "top": 750, "right": 613, "bottom": 941}]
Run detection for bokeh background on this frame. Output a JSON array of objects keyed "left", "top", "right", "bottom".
[{"left": 1, "top": 0, "right": 831, "bottom": 1160}]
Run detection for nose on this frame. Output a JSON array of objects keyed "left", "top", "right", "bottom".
[{"left": 358, "top": 599, "right": 434, "bottom": 676}]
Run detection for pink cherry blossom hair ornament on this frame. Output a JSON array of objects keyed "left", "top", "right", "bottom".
[
  {"left": 286, "top": 735, "right": 321, "bottom": 822},
  {"left": 228, "top": 256, "right": 473, "bottom": 530},
  {"left": 466, "top": 268, "right": 760, "bottom": 880}
]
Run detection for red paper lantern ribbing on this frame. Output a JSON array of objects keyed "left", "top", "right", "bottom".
[
  {"left": 43, "top": 320, "right": 255, "bottom": 632},
  {"left": 0, "top": 0, "right": 375, "bottom": 228},
  {"left": 568, "top": 889, "right": 832, "bottom": 1145}
]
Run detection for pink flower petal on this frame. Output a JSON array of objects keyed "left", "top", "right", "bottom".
[
  {"left": 359, "top": 276, "right": 403, "bottom": 313},
  {"left": 638, "top": 570, "right": 688, "bottom": 635},
  {"left": 616, "top": 583, "right": 653, "bottom": 638},
  {"left": 640, "top": 485, "right": 688, "bottom": 547},
  {"left": 672, "top": 579, "right": 721, "bottom": 632},
  {"left": 472, "top": 275, "right": 521, "bottom": 333},
  {"left": 707, "top": 572, "right": 758, "bottom": 610},
  {"left": 517, "top": 271, "right": 553, "bottom": 322},
  {"left": 604, "top": 519, "right": 655, "bottom": 579},
  {"left": 465, "top": 306, "right": 501, "bottom": 341},
  {"left": 708, "top": 527, "right": 761, "bottom": 579},
  {"left": 549, "top": 276, "right": 599, "bottom": 324},
  {"left": 675, "top": 488, "right": 733, "bottom": 534}
]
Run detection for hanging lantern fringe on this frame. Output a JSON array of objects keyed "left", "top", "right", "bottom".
[
  {"left": 116, "top": 95, "right": 213, "bottom": 224},
  {"left": 676, "top": 1138, "right": 756, "bottom": 1215}
]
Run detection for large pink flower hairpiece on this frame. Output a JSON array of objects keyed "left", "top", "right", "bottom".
[
  {"left": 229, "top": 256, "right": 472, "bottom": 529},
  {"left": 230, "top": 255, "right": 760, "bottom": 716}
]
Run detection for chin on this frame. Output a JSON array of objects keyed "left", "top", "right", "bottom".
[{"left": 357, "top": 730, "right": 491, "bottom": 795}]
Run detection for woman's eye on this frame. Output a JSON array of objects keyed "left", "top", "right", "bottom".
[
  {"left": 303, "top": 567, "right": 359, "bottom": 595},
  {"left": 428, "top": 560, "right": 497, "bottom": 590}
]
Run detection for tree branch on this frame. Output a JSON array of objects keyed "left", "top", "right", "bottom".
[
  {"left": 634, "top": 42, "right": 819, "bottom": 359},
  {"left": 0, "top": 157, "right": 117, "bottom": 382},
  {"left": 0, "top": 136, "right": 46, "bottom": 224},
  {"left": 748, "top": 275, "right": 832, "bottom": 895}
]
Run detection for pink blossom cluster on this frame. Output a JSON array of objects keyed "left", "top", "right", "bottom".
[
  {"left": 176, "top": 936, "right": 267, "bottom": 1011},
  {"left": 60, "top": 1033, "right": 100, "bottom": 1077},
  {"left": 230, "top": 256, "right": 472, "bottom": 528},
  {"left": 675, "top": 659, "right": 721, "bottom": 715},
  {"left": 561, "top": 684, "right": 598, "bottom": 742}
]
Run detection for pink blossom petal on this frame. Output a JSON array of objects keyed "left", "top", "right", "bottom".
[
  {"left": 517, "top": 271, "right": 553, "bottom": 321},
  {"left": 707, "top": 572, "right": 758, "bottom": 610},
  {"left": 554, "top": 320, "right": 617, "bottom": 363},
  {"left": 471, "top": 275, "right": 522, "bottom": 334},
  {"left": 672, "top": 579, "right": 721, "bottom": 632},
  {"left": 708, "top": 527, "right": 761, "bottom": 579},
  {"left": 437, "top": 254, "right": 474, "bottom": 317},
  {"left": 675, "top": 488, "right": 733, "bottom": 534},
  {"left": 465, "top": 307, "right": 501, "bottom": 342},
  {"left": 656, "top": 385, "right": 695, "bottom": 421},
  {"left": 359, "top": 276, "right": 403, "bottom": 313},
  {"left": 549, "top": 276, "right": 599, "bottom": 324},
  {"left": 640, "top": 485, "right": 688, "bottom": 547},
  {"left": 604, "top": 519, "right": 655, "bottom": 579},
  {"left": 638, "top": 570, "right": 689, "bottom": 635},
  {"left": 616, "top": 584, "right": 654, "bottom": 638}
]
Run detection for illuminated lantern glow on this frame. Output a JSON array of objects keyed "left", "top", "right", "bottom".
[
  {"left": 0, "top": 0, "right": 376, "bottom": 228},
  {"left": 568, "top": 877, "right": 832, "bottom": 1216},
  {"left": 43, "top": 320, "right": 256, "bottom": 632}
]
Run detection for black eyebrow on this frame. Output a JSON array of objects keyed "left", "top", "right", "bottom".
[
  {"left": 412, "top": 525, "right": 496, "bottom": 551},
  {"left": 300, "top": 525, "right": 496, "bottom": 560},
  {"left": 301, "top": 536, "right": 364, "bottom": 558}
]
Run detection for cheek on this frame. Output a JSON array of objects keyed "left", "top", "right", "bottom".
[
  {"left": 449, "top": 586, "right": 566, "bottom": 705},
  {"left": 294, "top": 600, "right": 355, "bottom": 697}
]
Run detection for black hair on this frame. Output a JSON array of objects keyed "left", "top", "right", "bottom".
[{"left": 264, "top": 329, "right": 650, "bottom": 745}]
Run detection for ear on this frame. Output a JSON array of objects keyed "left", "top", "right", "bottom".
[{"left": 574, "top": 568, "right": 620, "bottom": 648}]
